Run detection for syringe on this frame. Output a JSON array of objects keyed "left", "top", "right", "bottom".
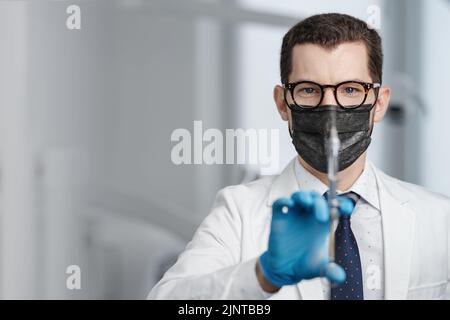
[{"left": 327, "top": 109, "right": 340, "bottom": 263}]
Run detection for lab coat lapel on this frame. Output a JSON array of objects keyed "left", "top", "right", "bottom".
[
  {"left": 266, "top": 158, "right": 298, "bottom": 206},
  {"left": 370, "top": 162, "right": 415, "bottom": 300}
]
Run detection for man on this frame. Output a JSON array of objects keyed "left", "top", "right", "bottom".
[{"left": 149, "top": 13, "right": 450, "bottom": 300}]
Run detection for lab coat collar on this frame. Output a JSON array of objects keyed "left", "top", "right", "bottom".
[
  {"left": 370, "top": 161, "right": 415, "bottom": 300},
  {"left": 266, "top": 157, "right": 299, "bottom": 207},
  {"left": 266, "top": 157, "right": 415, "bottom": 300}
]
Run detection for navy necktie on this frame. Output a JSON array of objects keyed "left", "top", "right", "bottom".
[{"left": 327, "top": 191, "right": 364, "bottom": 300}]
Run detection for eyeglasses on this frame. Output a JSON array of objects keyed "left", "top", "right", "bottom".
[{"left": 283, "top": 80, "right": 381, "bottom": 109}]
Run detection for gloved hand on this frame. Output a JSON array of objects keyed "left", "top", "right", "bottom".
[{"left": 259, "top": 191, "right": 354, "bottom": 288}]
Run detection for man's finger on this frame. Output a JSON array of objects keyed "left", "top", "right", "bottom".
[
  {"left": 311, "top": 193, "right": 329, "bottom": 223},
  {"left": 322, "top": 262, "right": 346, "bottom": 285},
  {"left": 337, "top": 196, "right": 355, "bottom": 217},
  {"left": 272, "top": 197, "right": 295, "bottom": 216},
  {"left": 291, "top": 191, "right": 315, "bottom": 212}
]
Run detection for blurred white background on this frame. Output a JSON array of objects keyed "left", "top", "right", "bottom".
[{"left": 0, "top": 0, "right": 448, "bottom": 299}]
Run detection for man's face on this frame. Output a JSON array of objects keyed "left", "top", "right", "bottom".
[
  {"left": 273, "top": 41, "right": 391, "bottom": 174},
  {"left": 275, "top": 41, "right": 390, "bottom": 126},
  {"left": 285, "top": 41, "right": 380, "bottom": 124}
]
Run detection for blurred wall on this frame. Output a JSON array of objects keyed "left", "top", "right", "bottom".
[{"left": 421, "top": 0, "right": 450, "bottom": 195}]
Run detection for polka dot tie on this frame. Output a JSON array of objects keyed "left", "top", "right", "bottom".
[{"left": 328, "top": 191, "right": 364, "bottom": 300}]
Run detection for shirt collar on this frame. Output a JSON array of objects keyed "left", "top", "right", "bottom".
[
  {"left": 294, "top": 157, "right": 380, "bottom": 211},
  {"left": 349, "top": 158, "right": 380, "bottom": 210},
  {"left": 294, "top": 157, "right": 329, "bottom": 196}
]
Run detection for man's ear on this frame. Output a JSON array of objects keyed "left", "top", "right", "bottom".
[
  {"left": 274, "top": 85, "right": 289, "bottom": 121},
  {"left": 373, "top": 86, "right": 391, "bottom": 123}
]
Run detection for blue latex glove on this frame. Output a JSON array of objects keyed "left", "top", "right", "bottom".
[{"left": 259, "top": 191, "right": 354, "bottom": 288}]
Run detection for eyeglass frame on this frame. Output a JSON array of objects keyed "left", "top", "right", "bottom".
[{"left": 283, "top": 80, "right": 381, "bottom": 110}]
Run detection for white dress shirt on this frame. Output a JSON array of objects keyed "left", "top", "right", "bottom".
[{"left": 294, "top": 157, "right": 384, "bottom": 300}]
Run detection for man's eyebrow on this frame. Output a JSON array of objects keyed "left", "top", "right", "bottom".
[
  {"left": 345, "top": 78, "right": 371, "bottom": 83},
  {"left": 289, "top": 78, "right": 371, "bottom": 84},
  {"left": 288, "top": 78, "right": 315, "bottom": 83}
]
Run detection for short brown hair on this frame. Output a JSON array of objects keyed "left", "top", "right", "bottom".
[{"left": 280, "top": 13, "right": 383, "bottom": 84}]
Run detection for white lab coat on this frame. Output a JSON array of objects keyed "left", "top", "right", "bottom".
[{"left": 148, "top": 158, "right": 450, "bottom": 300}]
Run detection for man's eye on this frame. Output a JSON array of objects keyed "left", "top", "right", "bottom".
[
  {"left": 302, "top": 88, "right": 315, "bottom": 94},
  {"left": 344, "top": 87, "right": 361, "bottom": 94}
]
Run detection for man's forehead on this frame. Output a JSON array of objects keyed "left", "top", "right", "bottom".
[{"left": 289, "top": 42, "right": 371, "bottom": 83}]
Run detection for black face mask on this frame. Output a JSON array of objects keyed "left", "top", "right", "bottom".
[{"left": 289, "top": 104, "right": 375, "bottom": 173}]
